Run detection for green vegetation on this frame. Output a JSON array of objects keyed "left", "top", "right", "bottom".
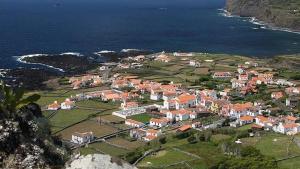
[{"left": 129, "top": 113, "right": 152, "bottom": 123}]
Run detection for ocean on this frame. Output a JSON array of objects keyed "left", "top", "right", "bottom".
[{"left": 0, "top": 0, "right": 300, "bottom": 69}]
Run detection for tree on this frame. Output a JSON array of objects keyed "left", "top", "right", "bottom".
[{"left": 0, "top": 81, "right": 40, "bottom": 117}]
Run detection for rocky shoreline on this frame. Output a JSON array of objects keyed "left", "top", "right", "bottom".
[
  {"left": 226, "top": 0, "right": 300, "bottom": 32},
  {"left": 2, "top": 50, "right": 153, "bottom": 90}
]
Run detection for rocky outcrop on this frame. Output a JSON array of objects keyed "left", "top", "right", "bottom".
[
  {"left": 66, "top": 154, "right": 137, "bottom": 169},
  {"left": 226, "top": 0, "right": 300, "bottom": 32},
  {"left": 0, "top": 83, "right": 69, "bottom": 168}
]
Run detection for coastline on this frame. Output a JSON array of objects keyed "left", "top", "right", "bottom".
[
  {"left": 15, "top": 54, "right": 66, "bottom": 72},
  {"left": 218, "top": 9, "right": 300, "bottom": 35}
]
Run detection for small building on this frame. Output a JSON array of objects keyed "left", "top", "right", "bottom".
[
  {"left": 47, "top": 101, "right": 61, "bottom": 110},
  {"left": 149, "top": 118, "right": 169, "bottom": 127},
  {"left": 274, "top": 123, "right": 300, "bottom": 135},
  {"left": 177, "top": 125, "right": 191, "bottom": 132},
  {"left": 61, "top": 98, "right": 75, "bottom": 110},
  {"left": 238, "top": 116, "right": 254, "bottom": 126},
  {"left": 150, "top": 89, "right": 163, "bottom": 101},
  {"left": 271, "top": 92, "right": 284, "bottom": 100},
  {"left": 121, "top": 101, "right": 139, "bottom": 110},
  {"left": 130, "top": 128, "right": 146, "bottom": 140},
  {"left": 125, "top": 119, "right": 145, "bottom": 128},
  {"left": 71, "top": 132, "right": 94, "bottom": 144},
  {"left": 212, "top": 72, "right": 232, "bottom": 79},
  {"left": 286, "top": 97, "right": 299, "bottom": 107},
  {"left": 189, "top": 60, "right": 201, "bottom": 67},
  {"left": 144, "top": 129, "right": 162, "bottom": 141}
]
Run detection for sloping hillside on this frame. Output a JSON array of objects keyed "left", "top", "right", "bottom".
[{"left": 226, "top": 0, "right": 300, "bottom": 31}]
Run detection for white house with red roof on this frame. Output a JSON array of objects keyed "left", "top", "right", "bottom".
[
  {"left": 149, "top": 118, "right": 169, "bottom": 127},
  {"left": 273, "top": 122, "right": 300, "bottom": 135},
  {"left": 121, "top": 101, "right": 139, "bottom": 110},
  {"left": 212, "top": 72, "right": 232, "bottom": 79},
  {"left": 271, "top": 91, "right": 284, "bottom": 100},
  {"left": 238, "top": 116, "right": 255, "bottom": 126},
  {"left": 229, "top": 102, "right": 253, "bottom": 118},
  {"left": 150, "top": 89, "right": 163, "bottom": 101},
  {"left": 61, "top": 98, "right": 75, "bottom": 110},
  {"left": 238, "top": 73, "right": 249, "bottom": 81},
  {"left": 125, "top": 119, "right": 145, "bottom": 128},
  {"left": 231, "top": 78, "right": 246, "bottom": 89},
  {"left": 174, "top": 93, "right": 197, "bottom": 110},
  {"left": 166, "top": 109, "right": 191, "bottom": 121},
  {"left": 144, "top": 129, "right": 162, "bottom": 141}
]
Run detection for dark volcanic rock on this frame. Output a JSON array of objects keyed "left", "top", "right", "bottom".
[
  {"left": 22, "top": 54, "right": 99, "bottom": 74},
  {"left": 226, "top": 0, "right": 300, "bottom": 32},
  {"left": 3, "top": 68, "right": 59, "bottom": 90}
]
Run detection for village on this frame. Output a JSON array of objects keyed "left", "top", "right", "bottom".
[{"left": 39, "top": 52, "right": 300, "bottom": 168}]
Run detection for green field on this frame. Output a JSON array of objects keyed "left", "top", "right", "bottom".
[
  {"left": 129, "top": 113, "right": 152, "bottom": 123},
  {"left": 138, "top": 148, "right": 197, "bottom": 168},
  {"left": 80, "top": 142, "right": 130, "bottom": 157}
]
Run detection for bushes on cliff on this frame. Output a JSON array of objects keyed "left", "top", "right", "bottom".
[{"left": 0, "top": 81, "right": 69, "bottom": 168}]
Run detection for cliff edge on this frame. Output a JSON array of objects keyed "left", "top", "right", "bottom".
[{"left": 226, "top": 0, "right": 300, "bottom": 32}]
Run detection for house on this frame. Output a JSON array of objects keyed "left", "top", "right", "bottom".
[
  {"left": 164, "top": 99, "right": 177, "bottom": 110},
  {"left": 177, "top": 125, "right": 191, "bottom": 132},
  {"left": 163, "top": 91, "right": 177, "bottom": 101},
  {"left": 212, "top": 72, "right": 232, "bottom": 79},
  {"left": 238, "top": 73, "right": 249, "bottom": 81},
  {"left": 231, "top": 78, "right": 246, "bottom": 89},
  {"left": 174, "top": 93, "right": 197, "bottom": 109},
  {"left": 71, "top": 132, "right": 94, "bottom": 144},
  {"left": 125, "top": 119, "right": 145, "bottom": 128},
  {"left": 133, "top": 55, "right": 145, "bottom": 62},
  {"left": 47, "top": 101, "right": 61, "bottom": 110},
  {"left": 276, "top": 79, "right": 296, "bottom": 87},
  {"left": 173, "top": 52, "right": 194, "bottom": 57},
  {"left": 229, "top": 102, "right": 253, "bottom": 118},
  {"left": 255, "top": 116, "right": 270, "bottom": 127},
  {"left": 189, "top": 60, "right": 201, "bottom": 67},
  {"left": 121, "top": 101, "right": 139, "bottom": 110},
  {"left": 104, "top": 93, "right": 121, "bottom": 102},
  {"left": 150, "top": 89, "right": 163, "bottom": 101},
  {"left": 144, "top": 129, "right": 162, "bottom": 141},
  {"left": 130, "top": 128, "right": 146, "bottom": 139},
  {"left": 271, "top": 92, "right": 284, "bottom": 100},
  {"left": 285, "top": 116, "right": 298, "bottom": 123},
  {"left": 155, "top": 52, "right": 171, "bottom": 63},
  {"left": 238, "top": 116, "right": 254, "bottom": 126},
  {"left": 111, "top": 79, "right": 128, "bottom": 89},
  {"left": 258, "top": 73, "right": 273, "bottom": 84},
  {"left": 61, "top": 98, "right": 75, "bottom": 110},
  {"left": 285, "top": 87, "right": 300, "bottom": 95},
  {"left": 286, "top": 97, "right": 299, "bottom": 107},
  {"left": 149, "top": 118, "right": 169, "bottom": 127},
  {"left": 274, "top": 122, "right": 300, "bottom": 135},
  {"left": 166, "top": 109, "right": 191, "bottom": 121}
]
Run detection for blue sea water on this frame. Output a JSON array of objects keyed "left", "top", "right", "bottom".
[{"left": 0, "top": 0, "right": 300, "bottom": 69}]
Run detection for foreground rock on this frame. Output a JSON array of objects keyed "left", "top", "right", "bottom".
[{"left": 66, "top": 154, "right": 137, "bottom": 169}]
